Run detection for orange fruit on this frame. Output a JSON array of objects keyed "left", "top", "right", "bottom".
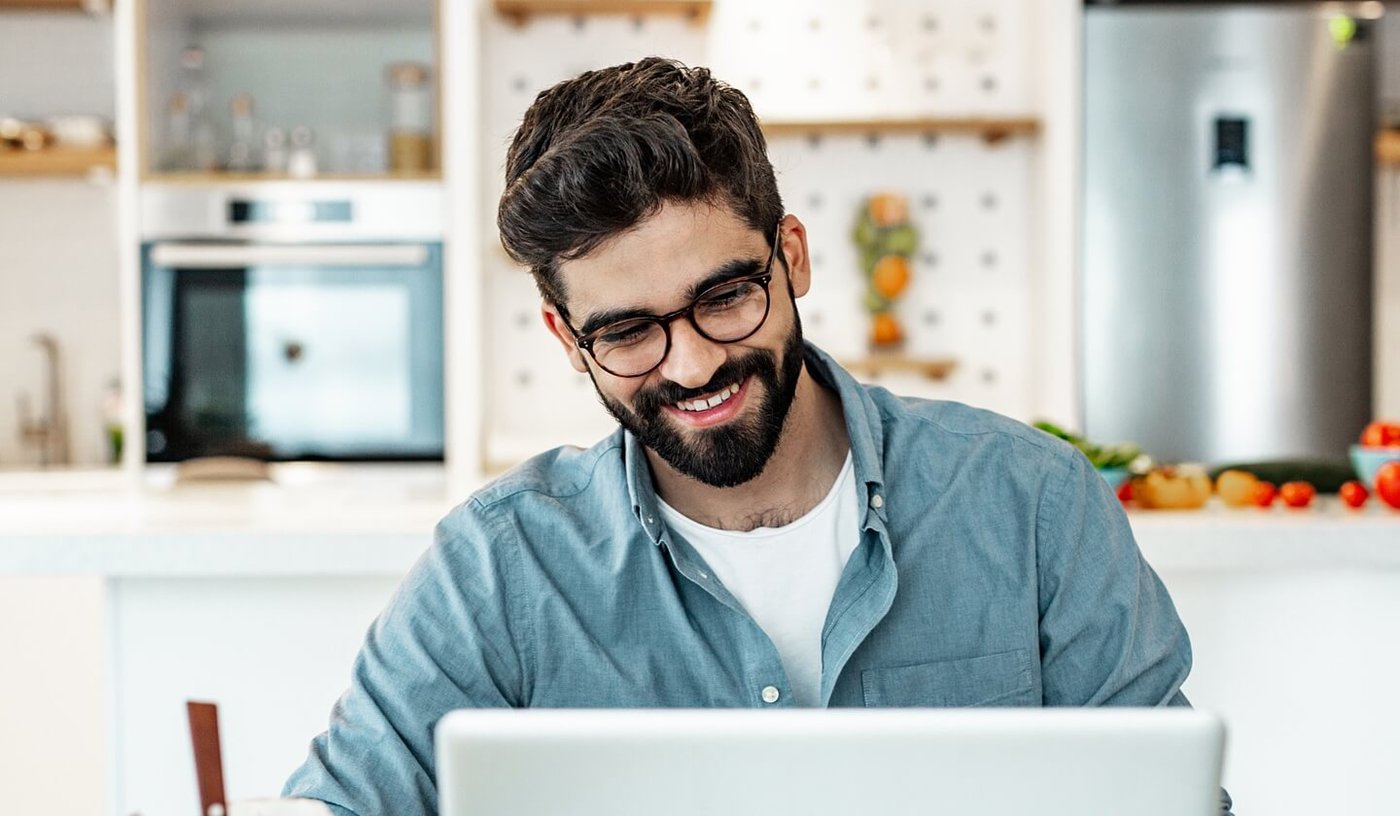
[
  {"left": 870, "top": 312, "right": 903, "bottom": 346},
  {"left": 868, "top": 193, "right": 909, "bottom": 227},
  {"left": 871, "top": 255, "right": 911, "bottom": 299}
]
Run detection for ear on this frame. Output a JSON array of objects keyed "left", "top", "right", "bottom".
[
  {"left": 777, "top": 214, "right": 812, "bottom": 298},
  {"left": 541, "top": 302, "right": 590, "bottom": 374}
]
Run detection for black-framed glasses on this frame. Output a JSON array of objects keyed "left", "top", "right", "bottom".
[{"left": 566, "top": 225, "right": 782, "bottom": 378}]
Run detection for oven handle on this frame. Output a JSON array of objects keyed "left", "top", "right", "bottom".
[{"left": 149, "top": 243, "right": 431, "bottom": 268}]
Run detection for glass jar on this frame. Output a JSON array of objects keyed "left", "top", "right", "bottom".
[{"left": 386, "top": 62, "right": 432, "bottom": 173}]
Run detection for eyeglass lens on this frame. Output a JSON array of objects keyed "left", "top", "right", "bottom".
[{"left": 591, "top": 277, "right": 770, "bottom": 377}]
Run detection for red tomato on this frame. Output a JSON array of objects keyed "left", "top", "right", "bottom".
[
  {"left": 1279, "top": 481, "right": 1316, "bottom": 508},
  {"left": 1376, "top": 462, "right": 1400, "bottom": 510},
  {"left": 1339, "top": 481, "right": 1369, "bottom": 509},
  {"left": 1361, "top": 420, "right": 1400, "bottom": 448},
  {"left": 1252, "top": 481, "right": 1277, "bottom": 508},
  {"left": 1116, "top": 479, "right": 1134, "bottom": 503}
]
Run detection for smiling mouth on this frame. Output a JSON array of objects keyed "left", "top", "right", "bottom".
[{"left": 674, "top": 381, "right": 741, "bottom": 413}]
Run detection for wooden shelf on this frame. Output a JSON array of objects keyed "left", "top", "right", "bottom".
[
  {"left": 0, "top": 146, "right": 116, "bottom": 178},
  {"left": 762, "top": 117, "right": 1039, "bottom": 145},
  {"left": 0, "top": 0, "right": 106, "bottom": 10},
  {"left": 494, "top": 0, "right": 711, "bottom": 25},
  {"left": 840, "top": 355, "right": 957, "bottom": 381},
  {"left": 1377, "top": 130, "right": 1400, "bottom": 166},
  {"left": 142, "top": 171, "right": 441, "bottom": 184}
]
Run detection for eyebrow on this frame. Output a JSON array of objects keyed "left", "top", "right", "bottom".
[{"left": 577, "top": 255, "right": 766, "bottom": 336}]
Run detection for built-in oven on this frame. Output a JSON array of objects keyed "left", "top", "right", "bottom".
[{"left": 140, "top": 183, "right": 445, "bottom": 462}]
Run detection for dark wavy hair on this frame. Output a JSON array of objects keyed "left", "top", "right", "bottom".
[{"left": 497, "top": 58, "right": 784, "bottom": 314}]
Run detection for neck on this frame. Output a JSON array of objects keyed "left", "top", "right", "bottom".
[{"left": 647, "top": 364, "right": 850, "bottom": 531}]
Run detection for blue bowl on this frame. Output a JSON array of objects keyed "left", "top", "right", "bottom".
[
  {"left": 1096, "top": 466, "right": 1131, "bottom": 490},
  {"left": 1350, "top": 445, "right": 1400, "bottom": 486}
]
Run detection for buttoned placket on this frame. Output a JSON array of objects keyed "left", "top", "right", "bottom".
[
  {"left": 814, "top": 484, "right": 899, "bottom": 706},
  {"left": 650, "top": 520, "right": 795, "bottom": 708}
]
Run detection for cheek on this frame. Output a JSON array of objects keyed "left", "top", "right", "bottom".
[
  {"left": 595, "top": 371, "right": 646, "bottom": 408},
  {"left": 751, "top": 297, "right": 798, "bottom": 345}
]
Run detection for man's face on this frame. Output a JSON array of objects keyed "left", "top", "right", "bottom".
[{"left": 542, "top": 203, "right": 812, "bottom": 488}]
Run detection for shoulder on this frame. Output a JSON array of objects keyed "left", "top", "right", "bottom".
[
  {"left": 432, "top": 430, "right": 631, "bottom": 560},
  {"left": 848, "top": 387, "right": 1097, "bottom": 521},
  {"left": 872, "top": 387, "right": 1077, "bottom": 470},
  {"left": 807, "top": 344, "right": 1078, "bottom": 477},
  {"left": 468, "top": 430, "right": 627, "bottom": 510}
]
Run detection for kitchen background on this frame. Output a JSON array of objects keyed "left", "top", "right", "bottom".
[
  {"left": 1, "top": 0, "right": 1070, "bottom": 479},
  {"left": 2, "top": 0, "right": 1400, "bottom": 815},
  {"left": 3, "top": 2, "right": 1398, "bottom": 475}
]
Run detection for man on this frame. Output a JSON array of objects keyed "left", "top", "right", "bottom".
[{"left": 285, "top": 58, "right": 1231, "bottom": 815}]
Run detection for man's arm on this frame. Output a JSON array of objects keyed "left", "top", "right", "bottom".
[
  {"left": 1034, "top": 448, "right": 1233, "bottom": 815},
  {"left": 283, "top": 505, "right": 530, "bottom": 816}
]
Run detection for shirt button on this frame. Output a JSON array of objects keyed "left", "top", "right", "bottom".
[
  {"left": 871, "top": 494, "right": 885, "bottom": 509},
  {"left": 761, "top": 685, "right": 781, "bottom": 704}
]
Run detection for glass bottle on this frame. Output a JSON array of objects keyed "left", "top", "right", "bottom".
[
  {"left": 161, "top": 91, "right": 193, "bottom": 171},
  {"left": 179, "top": 46, "right": 220, "bottom": 171},
  {"left": 263, "top": 127, "right": 288, "bottom": 174},
  {"left": 287, "top": 125, "right": 318, "bottom": 178},
  {"left": 226, "top": 93, "right": 259, "bottom": 172}
]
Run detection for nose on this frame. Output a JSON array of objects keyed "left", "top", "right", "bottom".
[{"left": 656, "top": 317, "right": 725, "bottom": 390}]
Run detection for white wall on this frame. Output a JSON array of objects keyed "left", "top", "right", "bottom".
[
  {"left": 0, "top": 11, "right": 116, "bottom": 120},
  {"left": 0, "top": 181, "right": 122, "bottom": 468}
]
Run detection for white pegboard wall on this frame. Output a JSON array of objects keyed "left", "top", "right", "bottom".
[
  {"left": 770, "top": 130, "right": 1034, "bottom": 420},
  {"left": 481, "top": 0, "right": 1040, "bottom": 467},
  {"left": 708, "top": 0, "right": 1033, "bottom": 120}
]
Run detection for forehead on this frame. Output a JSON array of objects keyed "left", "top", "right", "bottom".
[{"left": 557, "top": 202, "right": 764, "bottom": 318}]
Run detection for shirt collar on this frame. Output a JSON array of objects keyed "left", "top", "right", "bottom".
[
  {"left": 625, "top": 341, "right": 888, "bottom": 545},
  {"left": 801, "top": 343, "right": 889, "bottom": 527},
  {"left": 624, "top": 428, "right": 667, "bottom": 544}
]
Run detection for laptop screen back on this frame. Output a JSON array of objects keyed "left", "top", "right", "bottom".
[{"left": 435, "top": 708, "right": 1224, "bottom": 816}]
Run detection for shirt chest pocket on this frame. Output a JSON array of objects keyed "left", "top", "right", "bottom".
[{"left": 860, "top": 648, "right": 1036, "bottom": 708}]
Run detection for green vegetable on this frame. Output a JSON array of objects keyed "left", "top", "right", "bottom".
[{"left": 1032, "top": 420, "right": 1141, "bottom": 469}]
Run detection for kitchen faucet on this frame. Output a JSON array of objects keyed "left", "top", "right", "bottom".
[{"left": 17, "top": 332, "right": 70, "bottom": 467}]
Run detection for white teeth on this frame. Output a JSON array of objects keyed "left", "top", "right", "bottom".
[{"left": 676, "top": 383, "right": 739, "bottom": 413}]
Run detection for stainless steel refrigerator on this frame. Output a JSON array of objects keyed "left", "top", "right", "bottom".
[{"left": 1082, "top": 1, "right": 1377, "bottom": 465}]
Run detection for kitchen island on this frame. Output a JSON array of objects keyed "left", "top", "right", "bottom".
[{"left": 1, "top": 472, "right": 1397, "bottom": 816}]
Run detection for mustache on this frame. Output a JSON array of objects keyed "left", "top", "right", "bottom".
[{"left": 634, "top": 349, "right": 775, "bottom": 410}]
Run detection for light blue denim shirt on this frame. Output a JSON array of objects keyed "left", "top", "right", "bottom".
[{"left": 285, "top": 343, "right": 1227, "bottom": 815}]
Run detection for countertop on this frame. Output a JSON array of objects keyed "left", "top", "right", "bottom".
[
  {"left": 0, "top": 466, "right": 1397, "bottom": 576},
  {"left": 0, "top": 465, "right": 458, "bottom": 576}
]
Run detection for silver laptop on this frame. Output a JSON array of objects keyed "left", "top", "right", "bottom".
[{"left": 435, "top": 708, "right": 1225, "bottom": 816}]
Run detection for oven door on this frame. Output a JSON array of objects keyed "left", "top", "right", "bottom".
[{"left": 142, "top": 242, "right": 444, "bottom": 462}]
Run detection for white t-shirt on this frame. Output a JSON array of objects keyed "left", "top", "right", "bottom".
[{"left": 657, "top": 453, "right": 860, "bottom": 707}]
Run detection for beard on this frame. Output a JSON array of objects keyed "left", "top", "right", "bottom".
[{"left": 593, "top": 317, "right": 805, "bottom": 488}]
